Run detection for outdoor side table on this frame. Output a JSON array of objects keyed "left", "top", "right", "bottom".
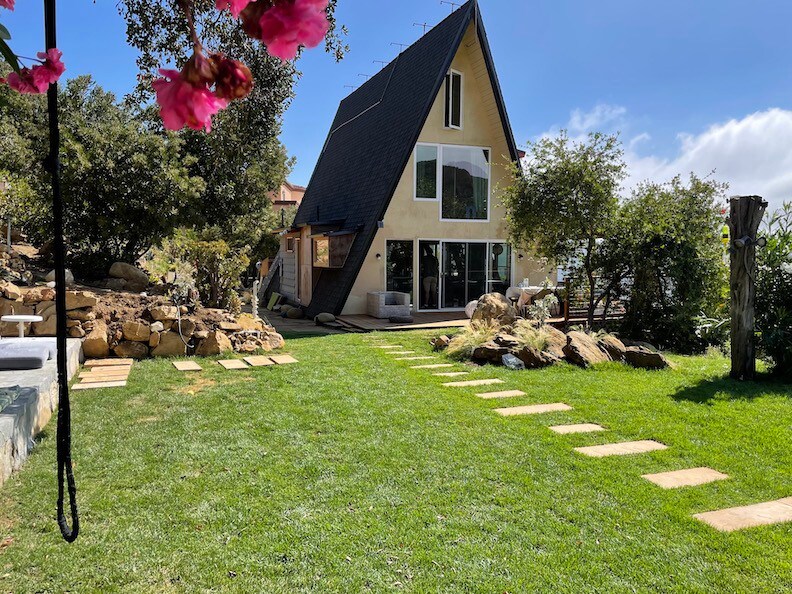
[{"left": 1, "top": 315, "right": 44, "bottom": 338}]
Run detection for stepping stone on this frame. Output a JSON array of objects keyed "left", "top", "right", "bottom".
[
  {"left": 433, "top": 372, "right": 469, "bottom": 377},
  {"left": 389, "top": 351, "right": 415, "bottom": 355},
  {"left": 73, "top": 381, "right": 127, "bottom": 390},
  {"left": 410, "top": 364, "right": 454, "bottom": 369},
  {"left": 395, "top": 356, "right": 436, "bottom": 361},
  {"left": 173, "top": 361, "right": 203, "bottom": 372},
  {"left": 375, "top": 345, "right": 402, "bottom": 349},
  {"left": 79, "top": 369, "right": 131, "bottom": 379},
  {"left": 476, "top": 390, "right": 525, "bottom": 399},
  {"left": 218, "top": 359, "right": 249, "bottom": 370},
  {"left": 84, "top": 359, "right": 134, "bottom": 367},
  {"left": 693, "top": 497, "right": 792, "bottom": 532},
  {"left": 244, "top": 356, "right": 275, "bottom": 367},
  {"left": 642, "top": 467, "right": 729, "bottom": 489},
  {"left": 575, "top": 440, "right": 668, "bottom": 458},
  {"left": 270, "top": 354, "right": 299, "bottom": 365},
  {"left": 494, "top": 403, "right": 572, "bottom": 416},
  {"left": 443, "top": 378, "right": 504, "bottom": 388},
  {"left": 549, "top": 423, "right": 605, "bottom": 434},
  {"left": 79, "top": 373, "right": 130, "bottom": 383}
]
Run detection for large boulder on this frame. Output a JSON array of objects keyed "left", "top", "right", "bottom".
[
  {"left": 236, "top": 313, "right": 267, "bottom": 332},
  {"left": 83, "top": 319, "right": 110, "bottom": 358},
  {"left": 122, "top": 321, "right": 151, "bottom": 342},
  {"left": 45, "top": 269, "right": 75, "bottom": 285},
  {"left": 67, "top": 308, "right": 95, "bottom": 322},
  {"left": 598, "top": 334, "right": 627, "bottom": 362},
  {"left": 493, "top": 333, "right": 521, "bottom": 349},
  {"left": 516, "top": 346, "right": 560, "bottom": 369},
  {"left": 171, "top": 318, "right": 196, "bottom": 337},
  {"left": 114, "top": 340, "right": 149, "bottom": 360},
  {"left": 624, "top": 346, "right": 670, "bottom": 370},
  {"left": 109, "top": 262, "right": 149, "bottom": 292},
  {"left": 65, "top": 291, "right": 98, "bottom": 310},
  {"left": 0, "top": 281, "right": 22, "bottom": 300},
  {"left": 21, "top": 287, "right": 55, "bottom": 304},
  {"left": 471, "top": 293, "right": 516, "bottom": 326},
  {"left": 149, "top": 305, "right": 178, "bottom": 321},
  {"left": 32, "top": 315, "right": 57, "bottom": 336},
  {"left": 544, "top": 325, "right": 569, "bottom": 360},
  {"left": 151, "top": 331, "right": 187, "bottom": 357},
  {"left": 472, "top": 341, "right": 510, "bottom": 363},
  {"left": 263, "top": 331, "right": 285, "bottom": 350},
  {"left": 563, "top": 331, "right": 611, "bottom": 368},
  {"left": 195, "top": 330, "right": 233, "bottom": 356}
]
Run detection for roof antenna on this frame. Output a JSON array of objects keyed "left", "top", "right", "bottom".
[
  {"left": 358, "top": 73, "right": 372, "bottom": 80},
  {"left": 373, "top": 59, "right": 389, "bottom": 69},
  {"left": 440, "top": 1, "right": 461, "bottom": 12},
  {"left": 344, "top": 84, "right": 357, "bottom": 91},
  {"left": 413, "top": 22, "right": 430, "bottom": 35},
  {"left": 390, "top": 42, "right": 408, "bottom": 52}
]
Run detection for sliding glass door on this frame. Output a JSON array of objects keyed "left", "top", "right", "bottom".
[{"left": 417, "top": 240, "right": 511, "bottom": 311}]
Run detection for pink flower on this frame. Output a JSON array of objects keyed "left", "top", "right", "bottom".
[
  {"left": 211, "top": 54, "right": 253, "bottom": 100},
  {"left": 215, "top": 0, "right": 252, "bottom": 18},
  {"left": 0, "top": 0, "right": 14, "bottom": 10},
  {"left": 242, "top": 0, "right": 330, "bottom": 61},
  {"left": 6, "top": 68, "right": 41, "bottom": 94},
  {"left": 152, "top": 69, "right": 228, "bottom": 132},
  {"left": 30, "top": 48, "right": 66, "bottom": 91}
]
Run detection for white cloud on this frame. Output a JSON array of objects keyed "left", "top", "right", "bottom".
[{"left": 533, "top": 105, "right": 792, "bottom": 212}]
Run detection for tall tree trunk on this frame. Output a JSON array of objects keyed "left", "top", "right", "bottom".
[
  {"left": 585, "top": 237, "right": 596, "bottom": 328},
  {"left": 729, "top": 195, "right": 768, "bottom": 380}
]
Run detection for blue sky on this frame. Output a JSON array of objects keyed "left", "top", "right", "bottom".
[{"left": 5, "top": 0, "right": 792, "bottom": 208}]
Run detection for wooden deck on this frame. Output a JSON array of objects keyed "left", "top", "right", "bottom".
[{"left": 337, "top": 312, "right": 470, "bottom": 331}]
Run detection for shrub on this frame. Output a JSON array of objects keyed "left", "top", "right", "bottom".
[
  {"left": 446, "top": 320, "right": 501, "bottom": 360},
  {"left": 756, "top": 202, "right": 792, "bottom": 376}
]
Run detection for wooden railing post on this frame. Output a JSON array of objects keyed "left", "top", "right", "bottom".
[{"left": 729, "top": 195, "right": 768, "bottom": 380}]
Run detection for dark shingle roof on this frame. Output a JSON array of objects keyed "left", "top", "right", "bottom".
[{"left": 294, "top": 0, "right": 518, "bottom": 316}]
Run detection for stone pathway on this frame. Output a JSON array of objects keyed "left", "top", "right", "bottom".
[
  {"left": 494, "top": 403, "right": 572, "bottom": 416},
  {"left": 244, "top": 356, "right": 275, "bottom": 367},
  {"left": 574, "top": 440, "right": 668, "bottom": 458},
  {"left": 693, "top": 497, "right": 792, "bottom": 532},
  {"left": 442, "top": 378, "right": 504, "bottom": 388},
  {"left": 434, "top": 372, "right": 469, "bottom": 377},
  {"left": 396, "top": 356, "right": 436, "bottom": 361},
  {"left": 270, "top": 355, "right": 299, "bottom": 365},
  {"left": 476, "top": 390, "right": 525, "bottom": 399},
  {"left": 389, "top": 351, "right": 415, "bottom": 355},
  {"left": 642, "top": 467, "right": 728, "bottom": 489},
  {"left": 375, "top": 345, "right": 402, "bottom": 349},
  {"left": 73, "top": 359, "right": 133, "bottom": 390},
  {"left": 173, "top": 361, "right": 203, "bottom": 372},
  {"left": 218, "top": 359, "right": 248, "bottom": 370},
  {"left": 411, "top": 364, "right": 454, "bottom": 369},
  {"left": 549, "top": 423, "right": 605, "bottom": 434}
]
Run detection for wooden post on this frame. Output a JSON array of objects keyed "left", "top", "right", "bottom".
[{"left": 729, "top": 195, "right": 768, "bottom": 380}]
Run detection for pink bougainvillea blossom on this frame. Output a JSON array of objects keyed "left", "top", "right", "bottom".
[
  {"left": 31, "top": 48, "right": 66, "bottom": 90},
  {"left": 211, "top": 54, "right": 253, "bottom": 100},
  {"left": 0, "top": 0, "right": 14, "bottom": 11},
  {"left": 152, "top": 68, "right": 227, "bottom": 132},
  {"left": 215, "top": 0, "right": 252, "bottom": 18},
  {"left": 241, "top": 0, "right": 330, "bottom": 61},
  {"left": 5, "top": 68, "right": 40, "bottom": 94}
]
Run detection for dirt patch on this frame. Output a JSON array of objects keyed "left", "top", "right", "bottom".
[{"left": 175, "top": 376, "right": 217, "bottom": 396}]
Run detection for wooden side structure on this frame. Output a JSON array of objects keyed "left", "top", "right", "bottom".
[{"left": 729, "top": 195, "right": 767, "bottom": 380}]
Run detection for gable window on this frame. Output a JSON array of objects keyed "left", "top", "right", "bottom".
[
  {"left": 441, "top": 146, "right": 490, "bottom": 221},
  {"left": 415, "top": 145, "right": 438, "bottom": 200},
  {"left": 444, "top": 70, "right": 462, "bottom": 129}
]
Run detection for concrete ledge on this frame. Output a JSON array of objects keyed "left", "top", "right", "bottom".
[{"left": 0, "top": 338, "right": 82, "bottom": 488}]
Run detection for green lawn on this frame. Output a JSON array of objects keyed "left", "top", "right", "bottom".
[{"left": 1, "top": 331, "right": 791, "bottom": 592}]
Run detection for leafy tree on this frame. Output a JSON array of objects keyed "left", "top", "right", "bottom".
[
  {"left": 502, "top": 131, "right": 626, "bottom": 326},
  {"left": 756, "top": 202, "right": 792, "bottom": 375},
  {"left": 611, "top": 175, "right": 728, "bottom": 353}
]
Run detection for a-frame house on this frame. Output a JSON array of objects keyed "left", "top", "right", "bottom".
[{"left": 268, "top": 0, "right": 553, "bottom": 317}]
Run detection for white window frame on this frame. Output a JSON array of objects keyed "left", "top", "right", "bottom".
[
  {"left": 444, "top": 69, "right": 463, "bottom": 130},
  {"left": 413, "top": 143, "right": 492, "bottom": 223}
]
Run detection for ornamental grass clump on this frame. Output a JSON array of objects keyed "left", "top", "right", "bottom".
[
  {"left": 512, "top": 319, "right": 550, "bottom": 352},
  {"left": 446, "top": 320, "right": 501, "bottom": 360}
]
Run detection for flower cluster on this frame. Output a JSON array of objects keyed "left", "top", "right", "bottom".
[
  {"left": 152, "top": 52, "right": 253, "bottom": 132},
  {"left": 0, "top": 0, "right": 14, "bottom": 10},
  {"left": 2, "top": 49, "right": 65, "bottom": 95}
]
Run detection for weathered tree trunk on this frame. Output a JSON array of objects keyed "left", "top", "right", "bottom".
[{"left": 729, "top": 195, "right": 768, "bottom": 380}]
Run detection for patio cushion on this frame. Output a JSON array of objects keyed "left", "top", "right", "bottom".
[
  {"left": 0, "top": 342, "right": 50, "bottom": 370},
  {"left": 2, "top": 338, "right": 56, "bottom": 360}
]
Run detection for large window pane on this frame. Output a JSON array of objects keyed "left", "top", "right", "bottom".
[
  {"left": 467, "top": 242, "right": 487, "bottom": 302},
  {"left": 442, "top": 242, "right": 467, "bottom": 308},
  {"left": 415, "top": 145, "right": 438, "bottom": 200},
  {"left": 441, "top": 146, "right": 489, "bottom": 220},
  {"left": 488, "top": 242, "right": 511, "bottom": 295},
  {"left": 386, "top": 240, "right": 414, "bottom": 301},
  {"left": 451, "top": 72, "right": 462, "bottom": 128},
  {"left": 419, "top": 241, "right": 440, "bottom": 310}
]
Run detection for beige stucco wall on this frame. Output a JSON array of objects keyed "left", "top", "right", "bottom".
[{"left": 341, "top": 24, "right": 553, "bottom": 315}]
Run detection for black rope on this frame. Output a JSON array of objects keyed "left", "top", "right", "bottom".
[{"left": 44, "top": 0, "right": 78, "bottom": 543}]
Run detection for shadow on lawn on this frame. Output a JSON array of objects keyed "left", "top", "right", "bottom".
[{"left": 672, "top": 372, "right": 792, "bottom": 404}]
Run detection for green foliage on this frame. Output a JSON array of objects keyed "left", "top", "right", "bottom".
[
  {"left": 446, "top": 320, "right": 501, "bottom": 360},
  {"left": 756, "top": 202, "right": 792, "bottom": 376},
  {"left": 511, "top": 319, "right": 550, "bottom": 352},
  {"left": 146, "top": 227, "right": 250, "bottom": 308},
  {"left": 503, "top": 132, "right": 626, "bottom": 325},
  {"left": 612, "top": 175, "right": 729, "bottom": 353}
]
